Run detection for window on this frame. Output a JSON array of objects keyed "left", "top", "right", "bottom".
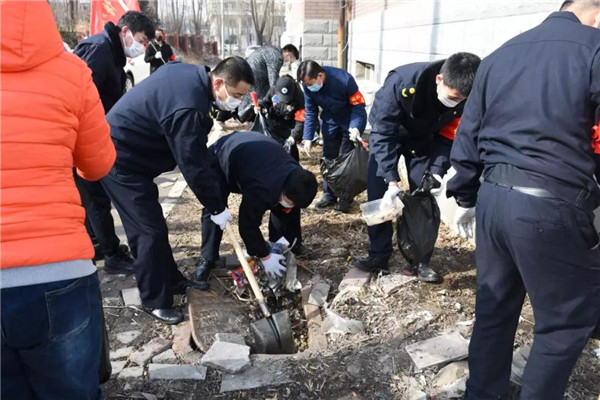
[{"left": 355, "top": 61, "right": 375, "bottom": 81}]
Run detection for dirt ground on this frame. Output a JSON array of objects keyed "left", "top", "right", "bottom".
[{"left": 99, "top": 126, "right": 600, "bottom": 400}]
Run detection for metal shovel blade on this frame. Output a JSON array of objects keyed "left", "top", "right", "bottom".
[{"left": 251, "top": 310, "right": 295, "bottom": 354}]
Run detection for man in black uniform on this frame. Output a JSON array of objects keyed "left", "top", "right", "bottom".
[
  {"left": 353, "top": 52, "right": 480, "bottom": 282},
  {"left": 448, "top": 2, "right": 600, "bottom": 398},
  {"left": 196, "top": 132, "right": 318, "bottom": 283},
  {"left": 145, "top": 28, "right": 174, "bottom": 74},
  {"left": 74, "top": 11, "right": 155, "bottom": 274},
  {"left": 102, "top": 57, "right": 254, "bottom": 324},
  {"left": 258, "top": 75, "right": 306, "bottom": 162}
]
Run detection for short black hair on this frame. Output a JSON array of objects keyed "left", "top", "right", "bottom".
[
  {"left": 560, "top": 0, "right": 574, "bottom": 9},
  {"left": 284, "top": 169, "right": 318, "bottom": 208},
  {"left": 282, "top": 44, "right": 299, "bottom": 60},
  {"left": 156, "top": 28, "right": 165, "bottom": 35},
  {"left": 297, "top": 60, "right": 324, "bottom": 82},
  {"left": 211, "top": 56, "right": 255, "bottom": 86},
  {"left": 118, "top": 11, "right": 155, "bottom": 40},
  {"left": 440, "top": 52, "right": 481, "bottom": 97}
]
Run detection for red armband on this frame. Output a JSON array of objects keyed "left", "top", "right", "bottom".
[
  {"left": 439, "top": 118, "right": 461, "bottom": 141},
  {"left": 592, "top": 124, "right": 600, "bottom": 154},
  {"left": 349, "top": 90, "right": 366, "bottom": 106},
  {"left": 294, "top": 109, "right": 306, "bottom": 122}
]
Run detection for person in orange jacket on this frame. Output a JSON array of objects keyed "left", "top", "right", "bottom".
[{"left": 0, "top": 2, "right": 115, "bottom": 398}]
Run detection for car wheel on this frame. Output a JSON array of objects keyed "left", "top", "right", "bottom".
[{"left": 124, "top": 74, "right": 134, "bottom": 92}]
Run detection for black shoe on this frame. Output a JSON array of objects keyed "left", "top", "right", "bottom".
[
  {"left": 315, "top": 198, "right": 336, "bottom": 209},
  {"left": 335, "top": 199, "right": 352, "bottom": 213},
  {"left": 103, "top": 249, "right": 135, "bottom": 275},
  {"left": 292, "top": 244, "right": 316, "bottom": 260},
  {"left": 416, "top": 263, "right": 441, "bottom": 283},
  {"left": 172, "top": 278, "right": 209, "bottom": 295},
  {"left": 353, "top": 255, "right": 389, "bottom": 273},
  {"left": 195, "top": 259, "right": 216, "bottom": 283},
  {"left": 142, "top": 306, "right": 183, "bottom": 325}
]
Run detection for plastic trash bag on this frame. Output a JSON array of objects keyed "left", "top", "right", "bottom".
[
  {"left": 250, "top": 109, "right": 277, "bottom": 141},
  {"left": 320, "top": 142, "right": 369, "bottom": 200},
  {"left": 396, "top": 171, "right": 441, "bottom": 265}
]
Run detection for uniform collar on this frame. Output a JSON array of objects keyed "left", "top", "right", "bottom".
[
  {"left": 411, "top": 59, "right": 444, "bottom": 119},
  {"left": 103, "top": 22, "right": 126, "bottom": 68},
  {"left": 545, "top": 11, "right": 582, "bottom": 24}
]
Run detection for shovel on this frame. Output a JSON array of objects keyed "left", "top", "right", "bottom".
[{"left": 224, "top": 222, "right": 296, "bottom": 354}]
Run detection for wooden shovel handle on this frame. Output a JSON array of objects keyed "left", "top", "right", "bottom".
[{"left": 224, "top": 222, "right": 271, "bottom": 317}]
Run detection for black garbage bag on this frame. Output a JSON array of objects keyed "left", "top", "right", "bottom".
[
  {"left": 320, "top": 142, "right": 369, "bottom": 200},
  {"left": 396, "top": 171, "right": 441, "bottom": 265},
  {"left": 250, "top": 110, "right": 293, "bottom": 155}
]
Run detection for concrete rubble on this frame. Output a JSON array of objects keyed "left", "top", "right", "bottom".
[
  {"left": 115, "top": 330, "right": 141, "bottom": 345},
  {"left": 129, "top": 337, "right": 171, "bottom": 367},
  {"left": 121, "top": 287, "right": 142, "bottom": 306},
  {"left": 405, "top": 331, "right": 469, "bottom": 370},
  {"left": 201, "top": 341, "right": 251, "bottom": 374},
  {"left": 152, "top": 349, "right": 178, "bottom": 364},
  {"left": 148, "top": 364, "right": 207, "bottom": 381},
  {"left": 220, "top": 354, "right": 293, "bottom": 393}
]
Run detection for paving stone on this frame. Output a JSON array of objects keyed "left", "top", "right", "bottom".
[
  {"left": 110, "top": 346, "right": 134, "bottom": 360},
  {"left": 301, "top": 285, "right": 328, "bottom": 351},
  {"left": 308, "top": 282, "right": 330, "bottom": 307},
  {"left": 148, "top": 364, "right": 207, "bottom": 380},
  {"left": 129, "top": 337, "right": 171, "bottom": 367},
  {"left": 379, "top": 273, "right": 416, "bottom": 296},
  {"left": 118, "top": 366, "right": 144, "bottom": 380},
  {"left": 121, "top": 287, "right": 142, "bottom": 306},
  {"left": 215, "top": 333, "right": 246, "bottom": 346},
  {"left": 220, "top": 354, "right": 293, "bottom": 393},
  {"left": 338, "top": 268, "right": 371, "bottom": 291},
  {"left": 433, "top": 361, "right": 469, "bottom": 388},
  {"left": 116, "top": 330, "right": 141, "bottom": 345},
  {"left": 152, "top": 349, "right": 178, "bottom": 364},
  {"left": 405, "top": 332, "right": 469, "bottom": 370},
  {"left": 111, "top": 360, "right": 127, "bottom": 376},
  {"left": 201, "top": 341, "right": 251, "bottom": 374}
]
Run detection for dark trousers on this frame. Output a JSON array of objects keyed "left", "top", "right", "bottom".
[
  {"left": 465, "top": 181, "right": 600, "bottom": 400},
  {"left": 200, "top": 185, "right": 302, "bottom": 262},
  {"left": 321, "top": 122, "right": 354, "bottom": 201},
  {"left": 366, "top": 150, "right": 441, "bottom": 262},
  {"left": 101, "top": 167, "right": 184, "bottom": 309},
  {"left": 1, "top": 273, "right": 103, "bottom": 400},
  {"left": 74, "top": 172, "right": 120, "bottom": 257}
]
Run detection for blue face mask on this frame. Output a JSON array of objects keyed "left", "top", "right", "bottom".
[{"left": 307, "top": 83, "right": 322, "bottom": 92}]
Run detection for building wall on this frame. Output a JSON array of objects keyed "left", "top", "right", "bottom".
[{"left": 348, "top": 0, "right": 558, "bottom": 84}]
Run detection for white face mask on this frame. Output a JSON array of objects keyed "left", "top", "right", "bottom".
[
  {"left": 123, "top": 30, "right": 145, "bottom": 58},
  {"left": 215, "top": 83, "right": 242, "bottom": 111},
  {"left": 436, "top": 80, "right": 460, "bottom": 108},
  {"left": 279, "top": 197, "right": 294, "bottom": 208}
]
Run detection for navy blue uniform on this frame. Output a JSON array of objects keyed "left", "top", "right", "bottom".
[
  {"left": 302, "top": 66, "right": 367, "bottom": 201},
  {"left": 73, "top": 22, "right": 127, "bottom": 258},
  {"left": 101, "top": 63, "right": 226, "bottom": 309},
  {"left": 367, "top": 60, "right": 462, "bottom": 261},
  {"left": 201, "top": 132, "right": 303, "bottom": 262},
  {"left": 448, "top": 12, "right": 600, "bottom": 399}
]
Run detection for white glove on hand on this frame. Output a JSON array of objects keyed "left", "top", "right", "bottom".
[
  {"left": 349, "top": 127, "right": 361, "bottom": 142},
  {"left": 253, "top": 106, "right": 261, "bottom": 116},
  {"left": 155, "top": 51, "right": 162, "bottom": 59},
  {"left": 380, "top": 184, "right": 402, "bottom": 209},
  {"left": 429, "top": 174, "right": 444, "bottom": 196},
  {"left": 453, "top": 206, "right": 476, "bottom": 239},
  {"left": 210, "top": 208, "right": 233, "bottom": 230},
  {"left": 285, "top": 136, "right": 296, "bottom": 147},
  {"left": 302, "top": 140, "right": 312, "bottom": 157},
  {"left": 261, "top": 253, "right": 287, "bottom": 278}
]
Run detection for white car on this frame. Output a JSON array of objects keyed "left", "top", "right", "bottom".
[{"left": 123, "top": 53, "right": 151, "bottom": 92}]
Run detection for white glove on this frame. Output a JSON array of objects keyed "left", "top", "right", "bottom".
[
  {"left": 302, "top": 140, "right": 312, "bottom": 157},
  {"left": 429, "top": 174, "right": 444, "bottom": 196},
  {"left": 210, "top": 208, "right": 233, "bottom": 230},
  {"left": 261, "top": 253, "right": 287, "bottom": 278},
  {"left": 285, "top": 136, "right": 296, "bottom": 147},
  {"left": 453, "top": 206, "right": 475, "bottom": 239},
  {"left": 349, "top": 127, "right": 361, "bottom": 142},
  {"left": 380, "top": 184, "right": 402, "bottom": 209},
  {"left": 155, "top": 51, "right": 162, "bottom": 59}
]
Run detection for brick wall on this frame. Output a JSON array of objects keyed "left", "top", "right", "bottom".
[{"left": 304, "top": 0, "right": 339, "bottom": 20}]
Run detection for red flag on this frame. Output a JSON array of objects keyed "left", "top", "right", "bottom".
[{"left": 90, "top": 0, "right": 141, "bottom": 36}]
